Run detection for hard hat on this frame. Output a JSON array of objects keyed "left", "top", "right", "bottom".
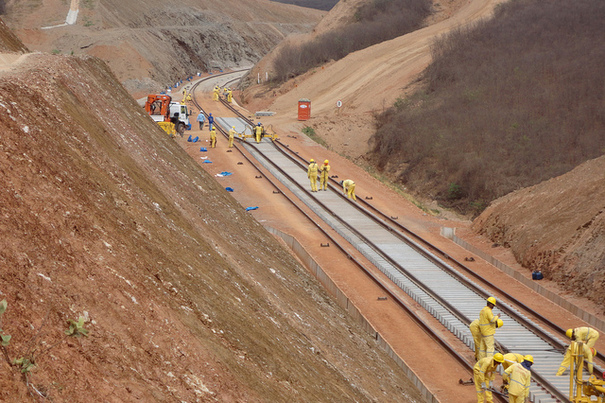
[
  {"left": 566, "top": 329, "right": 573, "bottom": 339},
  {"left": 523, "top": 355, "right": 534, "bottom": 363},
  {"left": 257, "top": 122, "right": 261, "bottom": 126},
  {"left": 487, "top": 297, "right": 497, "bottom": 306},
  {"left": 310, "top": 159, "right": 315, "bottom": 163},
  {"left": 232, "top": 126, "right": 235, "bottom": 129},
  {"left": 493, "top": 353, "right": 504, "bottom": 363},
  {"left": 496, "top": 319, "right": 503, "bottom": 328},
  {"left": 324, "top": 160, "right": 329, "bottom": 164}
]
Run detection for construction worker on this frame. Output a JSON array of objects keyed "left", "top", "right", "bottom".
[
  {"left": 471, "top": 319, "right": 503, "bottom": 361},
  {"left": 307, "top": 159, "right": 319, "bottom": 192},
  {"left": 503, "top": 355, "right": 532, "bottom": 403},
  {"left": 210, "top": 127, "right": 217, "bottom": 148},
  {"left": 255, "top": 122, "right": 264, "bottom": 143},
  {"left": 479, "top": 297, "right": 501, "bottom": 359},
  {"left": 208, "top": 113, "right": 214, "bottom": 131},
  {"left": 212, "top": 85, "right": 220, "bottom": 101},
  {"left": 473, "top": 353, "right": 504, "bottom": 403},
  {"left": 196, "top": 111, "right": 205, "bottom": 130},
  {"left": 501, "top": 352, "right": 524, "bottom": 393},
  {"left": 228, "top": 126, "right": 236, "bottom": 148},
  {"left": 566, "top": 327, "right": 600, "bottom": 349},
  {"left": 342, "top": 179, "right": 356, "bottom": 200},
  {"left": 319, "top": 160, "right": 330, "bottom": 191},
  {"left": 227, "top": 88, "right": 233, "bottom": 103},
  {"left": 556, "top": 342, "right": 596, "bottom": 376}
]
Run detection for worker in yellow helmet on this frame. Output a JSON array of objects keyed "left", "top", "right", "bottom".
[
  {"left": 500, "top": 352, "right": 523, "bottom": 393},
  {"left": 566, "top": 327, "right": 600, "bottom": 349},
  {"left": 228, "top": 126, "right": 236, "bottom": 148},
  {"left": 213, "top": 85, "right": 220, "bottom": 101},
  {"left": 210, "top": 127, "right": 217, "bottom": 148},
  {"left": 479, "top": 297, "right": 501, "bottom": 360},
  {"left": 319, "top": 160, "right": 330, "bottom": 191},
  {"left": 341, "top": 179, "right": 356, "bottom": 200},
  {"left": 503, "top": 355, "right": 533, "bottom": 403},
  {"left": 557, "top": 342, "right": 596, "bottom": 376},
  {"left": 227, "top": 88, "right": 233, "bottom": 103},
  {"left": 307, "top": 159, "right": 319, "bottom": 192},
  {"left": 472, "top": 318, "right": 503, "bottom": 361},
  {"left": 473, "top": 353, "right": 504, "bottom": 403}
]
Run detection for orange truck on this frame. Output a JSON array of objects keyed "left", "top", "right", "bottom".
[{"left": 144, "top": 94, "right": 191, "bottom": 136}]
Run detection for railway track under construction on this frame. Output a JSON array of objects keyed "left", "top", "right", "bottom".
[{"left": 186, "top": 74, "right": 603, "bottom": 403}]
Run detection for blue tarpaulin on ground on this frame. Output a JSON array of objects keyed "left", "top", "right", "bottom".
[
  {"left": 216, "top": 171, "right": 232, "bottom": 177},
  {"left": 245, "top": 206, "right": 259, "bottom": 211},
  {"left": 225, "top": 187, "right": 234, "bottom": 192},
  {"left": 200, "top": 147, "right": 207, "bottom": 152},
  {"left": 203, "top": 160, "right": 212, "bottom": 164}
]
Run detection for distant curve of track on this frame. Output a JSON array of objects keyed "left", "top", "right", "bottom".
[{"left": 188, "top": 76, "right": 603, "bottom": 403}]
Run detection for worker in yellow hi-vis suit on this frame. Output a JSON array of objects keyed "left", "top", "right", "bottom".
[
  {"left": 557, "top": 342, "right": 595, "bottom": 376},
  {"left": 255, "top": 123, "right": 264, "bottom": 143},
  {"left": 319, "top": 160, "right": 330, "bottom": 191},
  {"left": 210, "top": 127, "right": 217, "bottom": 148},
  {"left": 479, "top": 297, "right": 501, "bottom": 360},
  {"left": 474, "top": 353, "right": 504, "bottom": 403},
  {"left": 228, "top": 126, "right": 236, "bottom": 148},
  {"left": 470, "top": 319, "right": 482, "bottom": 361},
  {"left": 307, "top": 159, "right": 319, "bottom": 192},
  {"left": 501, "top": 352, "right": 523, "bottom": 393},
  {"left": 212, "top": 85, "right": 220, "bottom": 101},
  {"left": 566, "top": 327, "right": 600, "bottom": 349},
  {"left": 342, "top": 179, "right": 356, "bottom": 200},
  {"left": 227, "top": 88, "right": 233, "bottom": 103},
  {"left": 503, "top": 356, "right": 532, "bottom": 403}
]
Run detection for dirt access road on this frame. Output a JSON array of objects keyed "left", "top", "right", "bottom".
[{"left": 252, "top": 0, "right": 507, "bottom": 159}]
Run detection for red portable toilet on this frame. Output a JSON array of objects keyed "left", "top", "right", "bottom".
[{"left": 298, "top": 98, "right": 311, "bottom": 120}]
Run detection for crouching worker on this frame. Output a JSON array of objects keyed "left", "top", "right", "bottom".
[
  {"left": 341, "top": 179, "right": 356, "bottom": 200},
  {"left": 474, "top": 353, "right": 504, "bottom": 403},
  {"left": 503, "top": 355, "right": 533, "bottom": 403},
  {"left": 556, "top": 342, "right": 595, "bottom": 376}
]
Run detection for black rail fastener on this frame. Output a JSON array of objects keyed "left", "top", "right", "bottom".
[
  {"left": 330, "top": 175, "right": 339, "bottom": 179},
  {"left": 377, "top": 296, "right": 388, "bottom": 301},
  {"left": 320, "top": 243, "right": 330, "bottom": 247},
  {"left": 464, "top": 257, "right": 475, "bottom": 262},
  {"left": 390, "top": 216, "right": 398, "bottom": 220},
  {"left": 272, "top": 190, "right": 280, "bottom": 194},
  {"left": 365, "top": 196, "right": 373, "bottom": 200},
  {"left": 226, "top": 150, "right": 232, "bottom": 153},
  {"left": 237, "top": 162, "right": 243, "bottom": 165},
  {"left": 255, "top": 175, "right": 263, "bottom": 179}
]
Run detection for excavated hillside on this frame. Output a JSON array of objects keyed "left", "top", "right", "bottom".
[
  {"left": 1, "top": 0, "right": 324, "bottom": 96},
  {"left": 472, "top": 155, "right": 605, "bottom": 313},
  {"left": 0, "top": 43, "right": 423, "bottom": 403}
]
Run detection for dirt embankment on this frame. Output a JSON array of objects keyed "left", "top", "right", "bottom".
[
  {"left": 2, "top": 0, "right": 325, "bottom": 96},
  {"left": 0, "top": 51, "right": 424, "bottom": 402},
  {"left": 472, "top": 156, "right": 605, "bottom": 313}
]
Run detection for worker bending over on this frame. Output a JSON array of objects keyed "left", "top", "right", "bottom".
[
  {"left": 319, "top": 160, "right": 330, "bottom": 191},
  {"left": 342, "top": 179, "right": 356, "bottom": 200},
  {"left": 474, "top": 353, "right": 504, "bottom": 403},
  {"left": 228, "top": 126, "right": 236, "bottom": 148},
  {"left": 210, "top": 128, "right": 217, "bottom": 148},
  {"left": 566, "top": 327, "right": 600, "bottom": 349},
  {"left": 556, "top": 342, "right": 596, "bottom": 376},
  {"left": 501, "top": 353, "right": 524, "bottom": 392},
  {"left": 503, "top": 355, "right": 533, "bottom": 403},
  {"left": 307, "top": 159, "right": 319, "bottom": 192},
  {"left": 479, "top": 297, "right": 501, "bottom": 359}
]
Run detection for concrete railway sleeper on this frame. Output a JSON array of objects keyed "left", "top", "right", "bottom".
[{"left": 191, "top": 81, "right": 603, "bottom": 403}]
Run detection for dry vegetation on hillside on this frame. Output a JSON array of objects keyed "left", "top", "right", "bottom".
[
  {"left": 271, "top": 0, "right": 432, "bottom": 82},
  {"left": 369, "top": 0, "right": 605, "bottom": 215}
]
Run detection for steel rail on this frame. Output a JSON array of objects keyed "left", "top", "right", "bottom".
[{"left": 195, "top": 90, "right": 596, "bottom": 403}]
